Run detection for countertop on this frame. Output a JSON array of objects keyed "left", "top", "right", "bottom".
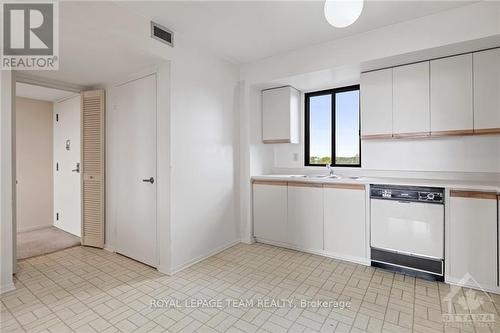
[{"left": 252, "top": 174, "right": 500, "bottom": 192}]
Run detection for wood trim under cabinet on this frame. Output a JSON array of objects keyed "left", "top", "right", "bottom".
[
  {"left": 431, "top": 129, "right": 474, "bottom": 137},
  {"left": 450, "top": 190, "right": 498, "bottom": 200},
  {"left": 361, "top": 134, "right": 392, "bottom": 140},
  {"left": 474, "top": 128, "right": 500, "bottom": 135},
  {"left": 323, "top": 183, "right": 366, "bottom": 190},
  {"left": 361, "top": 129, "right": 499, "bottom": 140},
  {"left": 263, "top": 139, "right": 291, "bottom": 144},
  {"left": 287, "top": 181, "right": 323, "bottom": 188},
  {"left": 393, "top": 132, "right": 430, "bottom": 139},
  {"left": 361, "top": 134, "right": 393, "bottom": 140},
  {"left": 252, "top": 180, "right": 288, "bottom": 186}
]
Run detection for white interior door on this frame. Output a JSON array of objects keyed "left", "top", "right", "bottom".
[
  {"left": 114, "top": 74, "right": 157, "bottom": 267},
  {"left": 53, "top": 95, "right": 81, "bottom": 237}
]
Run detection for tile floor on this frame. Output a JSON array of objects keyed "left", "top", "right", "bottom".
[{"left": 1, "top": 243, "right": 499, "bottom": 333}]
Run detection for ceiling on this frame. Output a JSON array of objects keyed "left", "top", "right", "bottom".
[
  {"left": 16, "top": 83, "right": 76, "bottom": 102},
  {"left": 25, "top": 1, "right": 473, "bottom": 86},
  {"left": 119, "top": 1, "right": 474, "bottom": 64}
]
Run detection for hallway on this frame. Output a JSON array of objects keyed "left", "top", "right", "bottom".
[{"left": 17, "top": 227, "right": 80, "bottom": 260}]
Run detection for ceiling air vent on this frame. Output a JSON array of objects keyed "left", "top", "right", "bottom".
[{"left": 151, "top": 21, "right": 174, "bottom": 47}]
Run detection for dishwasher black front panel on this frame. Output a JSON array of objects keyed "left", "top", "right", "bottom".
[
  {"left": 370, "top": 184, "right": 444, "bottom": 204},
  {"left": 371, "top": 248, "right": 444, "bottom": 281}
]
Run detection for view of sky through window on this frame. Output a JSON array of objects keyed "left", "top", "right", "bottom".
[
  {"left": 307, "top": 87, "right": 360, "bottom": 166},
  {"left": 335, "top": 90, "right": 360, "bottom": 165},
  {"left": 309, "top": 94, "right": 332, "bottom": 164}
]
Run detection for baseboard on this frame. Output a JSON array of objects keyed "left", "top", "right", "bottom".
[
  {"left": 255, "top": 238, "right": 371, "bottom": 266},
  {"left": 1, "top": 282, "right": 16, "bottom": 294},
  {"left": 446, "top": 277, "right": 500, "bottom": 295},
  {"left": 103, "top": 244, "right": 115, "bottom": 253},
  {"left": 17, "top": 225, "right": 52, "bottom": 233},
  {"left": 241, "top": 236, "right": 256, "bottom": 244},
  {"left": 53, "top": 224, "right": 80, "bottom": 237},
  {"left": 157, "top": 264, "right": 171, "bottom": 276},
  {"left": 168, "top": 239, "right": 241, "bottom": 275}
]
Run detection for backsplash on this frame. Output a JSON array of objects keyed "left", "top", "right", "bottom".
[{"left": 272, "top": 134, "right": 500, "bottom": 175}]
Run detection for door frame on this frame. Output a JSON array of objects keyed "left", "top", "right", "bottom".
[
  {"left": 111, "top": 72, "right": 159, "bottom": 267},
  {"left": 11, "top": 72, "right": 85, "bottom": 273},
  {"left": 3, "top": 62, "right": 171, "bottom": 294},
  {"left": 106, "top": 63, "right": 171, "bottom": 273}
]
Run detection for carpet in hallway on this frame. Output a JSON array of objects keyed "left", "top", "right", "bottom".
[{"left": 17, "top": 226, "right": 80, "bottom": 259}]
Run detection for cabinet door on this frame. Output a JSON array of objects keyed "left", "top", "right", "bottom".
[
  {"left": 430, "top": 54, "right": 473, "bottom": 134},
  {"left": 253, "top": 182, "right": 288, "bottom": 244},
  {"left": 262, "top": 87, "right": 299, "bottom": 144},
  {"left": 393, "top": 62, "right": 430, "bottom": 136},
  {"left": 324, "top": 185, "right": 366, "bottom": 260},
  {"left": 288, "top": 184, "right": 323, "bottom": 251},
  {"left": 360, "top": 68, "right": 393, "bottom": 138},
  {"left": 449, "top": 191, "right": 497, "bottom": 288},
  {"left": 473, "top": 48, "right": 500, "bottom": 132}
]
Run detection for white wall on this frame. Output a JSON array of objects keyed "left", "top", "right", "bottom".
[
  {"left": 16, "top": 97, "right": 54, "bottom": 233},
  {"left": 106, "top": 55, "right": 239, "bottom": 273},
  {"left": 1, "top": 70, "right": 15, "bottom": 293},
  {"left": 169, "top": 48, "right": 240, "bottom": 272}
]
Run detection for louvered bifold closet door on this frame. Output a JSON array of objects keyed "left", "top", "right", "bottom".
[{"left": 81, "top": 90, "right": 105, "bottom": 248}]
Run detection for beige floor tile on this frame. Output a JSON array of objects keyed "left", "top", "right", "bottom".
[{"left": 3, "top": 244, "right": 500, "bottom": 333}]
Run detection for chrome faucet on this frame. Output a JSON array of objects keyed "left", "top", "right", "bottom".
[{"left": 326, "top": 163, "right": 334, "bottom": 176}]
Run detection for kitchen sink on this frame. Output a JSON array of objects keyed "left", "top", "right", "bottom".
[
  {"left": 304, "top": 175, "right": 342, "bottom": 179},
  {"left": 286, "top": 174, "right": 342, "bottom": 179}
]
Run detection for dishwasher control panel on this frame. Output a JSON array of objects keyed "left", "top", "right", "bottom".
[{"left": 370, "top": 185, "right": 444, "bottom": 204}]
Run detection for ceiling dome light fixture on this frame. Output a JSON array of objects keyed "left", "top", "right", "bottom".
[{"left": 324, "top": 0, "right": 364, "bottom": 28}]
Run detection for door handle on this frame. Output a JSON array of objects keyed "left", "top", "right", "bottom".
[
  {"left": 142, "top": 177, "right": 154, "bottom": 184},
  {"left": 72, "top": 163, "right": 80, "bottom": 173}
]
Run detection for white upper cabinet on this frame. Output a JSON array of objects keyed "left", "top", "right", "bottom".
[
  {"left": 430, "top": 54, "right": 473, "bottom": 134},
  {"left": 393, "top": 62, "right": 430, "bottom": 136},
  {"left": 473, "top": 48, "right": 500, "bottom": 132},
  {"left": 262, "top": 86, "right": 300, "bottom": 144},
  {"left": 360, "top": 68, "right": 393, "bottom": 138},
  {"left": 287, "top": 183, "right": 323, "bottom": 252}
]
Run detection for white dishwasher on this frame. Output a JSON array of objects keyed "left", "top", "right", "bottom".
[{"left": 370, "top": 184, "right": 445, "bottom": 280}]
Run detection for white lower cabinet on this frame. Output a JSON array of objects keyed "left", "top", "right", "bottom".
[
  {"left": 449, "top": 191, "right": 497, "bottom": 289},
  {"left": 253, "top": 181, "right": 288, "bottom": 244},
  {"left": 287, "top": 183, "right": 324, "bottom": 251},
  {"left": 324, "top": 185, "right": 367, "bottom": 261}
]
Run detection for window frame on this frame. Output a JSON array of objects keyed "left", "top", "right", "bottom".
[{"left": 304, "top": 84, "right": 361, "bottom": 167}]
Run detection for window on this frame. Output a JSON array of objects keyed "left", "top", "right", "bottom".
[{"left": 305, "top": 85, "right": 360, "bottom": 167}]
